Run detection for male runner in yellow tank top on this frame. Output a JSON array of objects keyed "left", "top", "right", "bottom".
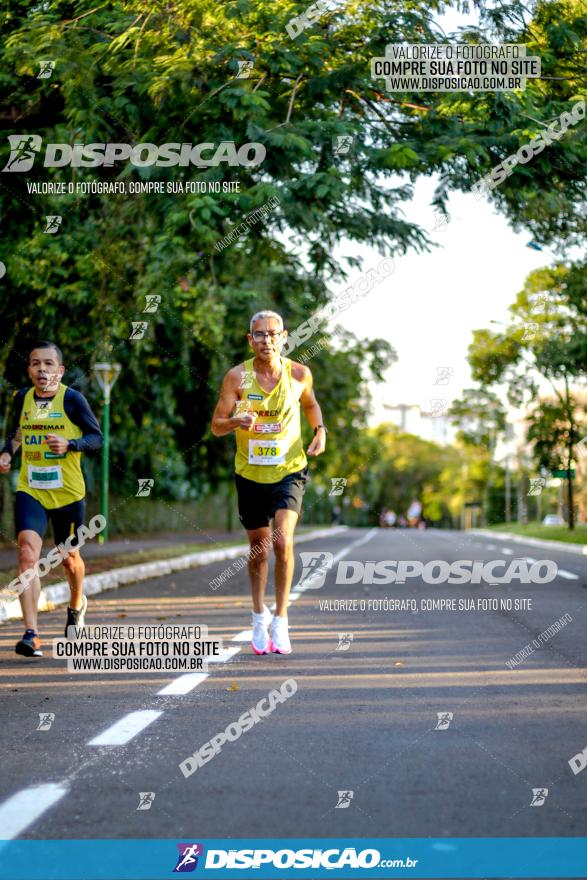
[
  {"left": 0, "top": 342, "right": 102, "bottom": 657},
  {"left": 211, "top": 311, "right": 327, "bottom": 654}
]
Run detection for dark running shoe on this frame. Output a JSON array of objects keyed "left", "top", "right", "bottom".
[
  {"left": 15, "top": 629, "right": 42, "bottom": 657},
  {"left": 65, "top": 594, "right": 87, "bottom": 638}
]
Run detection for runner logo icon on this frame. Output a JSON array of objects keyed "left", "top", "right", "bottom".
[
  {"left": 43, "top": 215, "right": 62, "bottom": 234},
  {"left": 136, "top": 478, "right": 155, "bottom": 497},
  {"left": 136, "top": 792, "right": 155, "bottom": 810},
  {"left": 329, "top": 477, "right": 347, "bottom": 496},
  {"left": 333, "top": 135, "right": 354, "bottom": 155},
  {"left": 37, "top": 61, "right": 55, "bottom": 79},
  {"left": 37, "top": 712, "right": 55, "bottom": 731},
  {"left": 3, "top": 135, "right": 43, "bottom": 172},
  {"left": 173, "top": 843, "right": 204, "bottom": 872},
  {"left": 129, "top": 321, "right": 149, "bottom": 340},
  {"left": 530, "top": 788, "right": 548, "bottom": 806},
  {"left": 336, "top": 633, "right": 353, "bottom": 651},
  {"left": 236, "top": 60, "right": 254, "bottom": 78},
  {"left": 143, "top": 295, "right": 161, "bottom": 313},
  {"left": 335, "top": 790, "right": 354, "bottom": 808},
  {"left": 297, "top": 551, "right": 333, "bottom": 590},
  {"left": 435, "top": 712, "right": 453, "bottom": 730}
]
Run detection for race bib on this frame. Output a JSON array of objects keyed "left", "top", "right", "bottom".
[
  {"left": 248, "top": 439, "right": 287, "bottom": 466},
  {"left": 28, "top": 464, "right": 63, "bottom": 490}
]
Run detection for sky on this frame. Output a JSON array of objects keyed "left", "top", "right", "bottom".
[{"left": 327, "top": 177, "right": 555, "bottom": 424}]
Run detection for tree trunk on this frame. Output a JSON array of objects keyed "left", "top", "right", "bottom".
[{"left": 567, "top": 468, "right": 575, "bottom": 530}]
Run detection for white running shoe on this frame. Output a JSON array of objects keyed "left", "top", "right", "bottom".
[
  {"left": 251, "top": 604, "right": 273, "bottom": 655},
  {"left": 269, "top": 615, "right": 291, "bottom": 654}
]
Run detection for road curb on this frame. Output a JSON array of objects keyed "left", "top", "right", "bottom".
[
  {"left": 0, "top": 526, "right": 349, "bottom": 625},
  {"left": 470, "top": 528, "right": 587, "bottom": 556}
]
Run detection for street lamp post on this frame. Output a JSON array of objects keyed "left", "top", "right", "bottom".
[{"left": 92, "top": 363, "right": 121, "bottom": 543}]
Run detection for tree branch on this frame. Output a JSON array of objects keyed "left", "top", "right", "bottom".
[
  {"left": 134, "top": 12, "right": 153, "bottom": 68},
  {"left": 264, "top": 73, "right": 304, "bottom": 131},
  {"left": 62, "top": 5, "right": 108, "bottom": 25}
]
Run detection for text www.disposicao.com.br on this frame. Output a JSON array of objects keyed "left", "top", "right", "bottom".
[{"left": 69, "top": 657, "right": 203, "bottom": 672}]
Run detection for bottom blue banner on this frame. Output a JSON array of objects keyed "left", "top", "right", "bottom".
[{"left": 0, "top": 837, "right": 584, "bottom": 879}]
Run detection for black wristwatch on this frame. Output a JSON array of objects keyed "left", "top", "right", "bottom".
[{"left": 314, "top": 425, "right": 328, "bottom": 436}]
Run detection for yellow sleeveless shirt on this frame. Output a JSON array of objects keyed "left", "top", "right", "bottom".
[
  {"left": 17, "top": 384, "right": 85, "bottom": 508},
  {"left": 234, "top": 357, "right": 307, "bottom": 483}
]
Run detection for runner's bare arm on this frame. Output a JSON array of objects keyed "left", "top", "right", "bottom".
[
  {"left": 296, "top": 364, "right": 326, "bottom": 457},
  {"left": 211, "top": 368, "right": 256, "bottom": 437}
]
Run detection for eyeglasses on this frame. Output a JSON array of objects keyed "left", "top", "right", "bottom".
[{"left": 251, "top": 330, "right": 283, "bottom": 341}]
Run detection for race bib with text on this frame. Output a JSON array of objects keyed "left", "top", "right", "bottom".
[
  {"left": 248, "top": 439, "right": 287, "bottom": 465},
  {"left": 28, "top": 464, "right": 63, "bottom": 489}
]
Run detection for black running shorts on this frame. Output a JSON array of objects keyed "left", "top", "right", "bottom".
[
  {"left": 234, "top": 467, "right": 309, "bottom": 531},
  {"left": 15, "top": 491, "right": 86, "bottom": 548}
]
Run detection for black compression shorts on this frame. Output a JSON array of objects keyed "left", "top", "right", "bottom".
[{"left": 15, "top": 491, "right": 86, "bottom": 548}]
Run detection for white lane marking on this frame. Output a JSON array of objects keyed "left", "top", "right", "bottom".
[
  {"left": 231, "top": 629, "right": 252, "bottom": 642},
  {"left": 158, "top": 673, "right": 209, "bottom": 696},
  {"left": 157, "top": 648, "right": 241, "bottom": 697},
  {"left": 515, "top": 557, "right": 578, "bottom": 580},
  {"left": 208, "top": 647, "right": 241, "bottom": 663},
  {"left": 502, "top": 547, "right": 513, "bottom": 555},
  {"left": 158, "top": 646, "right": 239, "bottom": 697},
  {"left": 0, "top": 783, "right": 68, "bottom": 840},
  {"left": 332, "top": 528, "right": 378, "bottom": 564},
  {"left": 486, "top": 544, "right": 497, "bottom": 551},
  {"left": 293, "top": 528, "right": 378, "bottom": 595},
  {"left": 88, "top": 710, "right": 162, "bottom": 746}
]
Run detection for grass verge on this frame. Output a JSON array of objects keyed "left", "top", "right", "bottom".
[{"left": 483, "top": 523, "right": 587, "bottom": 545}]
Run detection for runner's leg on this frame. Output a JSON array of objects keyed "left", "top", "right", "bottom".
[
  {"left": 51, "top": 501, "right": 86, "bottom": 611},
  {"left": 272, "top": 508, "right": 299, "bottom": 617},
  {"left": 61, "top": 549, "right": 85, "bottom": 610},
  {"left": 17, "top": 530, "right": 43, "bottom": 632},
  {"left": 246, "top": 526, "right": 271, "bottom": 613}
]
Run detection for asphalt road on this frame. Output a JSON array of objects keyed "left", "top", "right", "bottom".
[{"left": 0, "top": 527, "right": 586, "bottom": 844}]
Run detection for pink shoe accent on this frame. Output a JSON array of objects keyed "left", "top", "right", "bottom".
[
  {"left": 251, "top": 640, "right": 269, "bottom": 655},
  {"left": 269, "top": 639, "right": 292, "bottom": 655}
]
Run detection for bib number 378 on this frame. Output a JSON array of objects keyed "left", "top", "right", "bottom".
[{"left": 248, "top": 440, "right": 286, "bottom": 466}]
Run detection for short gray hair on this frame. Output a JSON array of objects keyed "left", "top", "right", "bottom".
[{"left": 249, "top": 310, "right": 284, "bottom": 334}]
